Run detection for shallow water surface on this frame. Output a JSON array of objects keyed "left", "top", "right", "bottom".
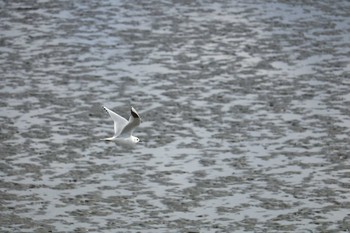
[{"left": 1, "top": 0, "right": 350, "bottom": 232}]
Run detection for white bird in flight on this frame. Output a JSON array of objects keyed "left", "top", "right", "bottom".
[{"left": 102, "top": 106, "right": 141, "bottom": 144}]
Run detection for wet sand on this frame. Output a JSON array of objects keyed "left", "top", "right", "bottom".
[{"left": 1, "top": 0, "right": 350, "bottom": 232}]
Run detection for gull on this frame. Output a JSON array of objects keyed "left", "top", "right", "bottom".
[{"left": 102, "top": 106, "right": 141, "bottom": 144}]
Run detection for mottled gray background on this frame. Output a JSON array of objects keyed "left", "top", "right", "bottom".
[{"left": 1, "top": 0, "right": 350, "bottom": 232}]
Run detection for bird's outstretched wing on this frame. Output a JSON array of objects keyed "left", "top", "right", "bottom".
[
  {"left": 119, "top": 107, "right": 141, "bottom": 137},
  {"left": 103, "top": 106, "right": 128, "bottom": 137}
]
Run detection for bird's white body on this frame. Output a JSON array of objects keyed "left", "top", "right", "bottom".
[
  {"left": 102, "top": 106, "right": 141, "bottom": 144},
  {"left": 102, "top": 135, "right": 139, "bottom": 143}
]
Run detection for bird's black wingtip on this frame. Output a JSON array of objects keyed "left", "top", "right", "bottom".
[{"left": 131, "top": 107, "right": 140, "bottom": 118}]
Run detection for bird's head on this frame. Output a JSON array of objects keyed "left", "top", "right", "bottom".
[{"left": 131, "top": 136, "right": 140, "bottom": 143}]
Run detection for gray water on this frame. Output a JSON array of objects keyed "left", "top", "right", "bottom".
[{"left": 1, "top": 0, "right": 350, "bottom": 232}]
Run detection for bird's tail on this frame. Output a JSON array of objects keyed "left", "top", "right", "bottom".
[{"left": 100, "top": 136, "right": 116, "bottom": 141}]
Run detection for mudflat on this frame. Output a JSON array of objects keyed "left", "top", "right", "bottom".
[{"left": 1, "top": 0, "right": 349, "bottom": 232}]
